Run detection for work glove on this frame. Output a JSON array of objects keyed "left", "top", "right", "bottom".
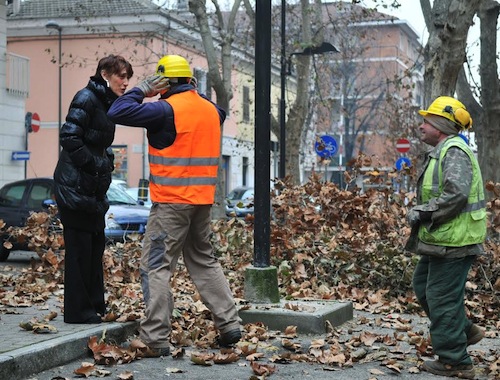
[
  {"left": 406, "top": 208, "right": 421, "bottom": 227},
  {"left": 136, "top": 75, "right": 170, "bottom": 97}
]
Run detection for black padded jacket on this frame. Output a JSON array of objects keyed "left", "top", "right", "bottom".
[{"left": 53, "top": 76, "right": 117, "bottom": 230}]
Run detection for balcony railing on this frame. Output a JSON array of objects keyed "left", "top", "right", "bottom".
[{"left": 6, "top": 52, "right": 30, "bottom": 98}]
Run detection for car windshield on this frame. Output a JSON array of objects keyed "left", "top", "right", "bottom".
[
  {"left": 243, "top": 190, "right": 254, "bottom": 200},
  {"left": 107, "top": 183, "right": 138, "bottom": 205},
  {"left": 227, "top": 188, "right": 252, "bottom": 200}
]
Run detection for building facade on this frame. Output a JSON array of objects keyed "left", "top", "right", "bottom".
[
  {"left": 301, "top": 3, "right": 424, "bottom": 188},
  {"left": 6, "top": 0, "right": 263, "bottom": 195},
  {"left": 0, "top": 1, "right": 29, "bottom": 188},
  {"left": 4, "top": 0, "right": 423, "bottom": 193}
]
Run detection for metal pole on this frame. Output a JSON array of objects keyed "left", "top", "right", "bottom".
[
  {"left": 57, "top": 28, "right": 62, "bottom": 158},
  {"left": 279, "top": 0, "right": 286, "bottom": 179},
  {"left": 254, "top": 0, "right": 271, "bottom": 268}
]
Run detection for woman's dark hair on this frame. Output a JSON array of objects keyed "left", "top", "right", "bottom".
[{"left": 95, "top": 55, "right": 133, "bottom": 79}]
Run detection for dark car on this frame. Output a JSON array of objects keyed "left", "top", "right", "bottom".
[{"left": 0, "top": 178, "right": 149, "bottom": 261}]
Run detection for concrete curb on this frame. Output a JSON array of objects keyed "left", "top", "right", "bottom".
[
  {"left": 0, "top": 321, "right": 138, "bottom": 380},
  {"left": 0, "top": 300, "right": 352, "bottom": 379},
  {"left": 239, "top": 300, "right": 353, "bottom": 334}
]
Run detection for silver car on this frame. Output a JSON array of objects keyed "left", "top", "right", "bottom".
[{"left": 225, "top": 187, "right": 254, "bottom": 217}]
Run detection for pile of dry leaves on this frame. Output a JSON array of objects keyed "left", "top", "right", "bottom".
[{"left": 1, "top": 171, "right": 499, "bottom": 378}]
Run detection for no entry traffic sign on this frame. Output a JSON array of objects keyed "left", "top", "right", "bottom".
[
  {"left": 31, "top": 112, "right": 40, "bottom": 133},
  {"left": 396, "top": 138, "right": 410, "bottom": 153}
]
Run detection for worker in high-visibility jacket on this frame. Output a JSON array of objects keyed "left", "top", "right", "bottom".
[
  {"left": 108, "top": 55, "right": 241, "bottom": 357},
  {"left": 405, "top": 96, "right": 486, "bottom": 379}
]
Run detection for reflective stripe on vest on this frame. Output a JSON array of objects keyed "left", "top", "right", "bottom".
[
  {"left": 148, "top": 90, "right": 221, "bottom": 204},
  {"left": 418, "top": 136, "right": 486, "bottom": 247}
]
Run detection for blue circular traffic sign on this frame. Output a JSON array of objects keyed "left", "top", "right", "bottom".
[
  {"left": 396, "top": 157, "right": 411, "bottom": 171},
  {"left": 315, "top": 135, "right": 338, "bottom": 158}
]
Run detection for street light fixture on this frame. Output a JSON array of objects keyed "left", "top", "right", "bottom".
[
  {"left": 45, "top": 20, "right": 62, "bottom": 158},
  {"left": 279, "top": 41, "right": 339, "bottom": 178}
]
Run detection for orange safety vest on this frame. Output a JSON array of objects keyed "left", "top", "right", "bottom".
[{"left": 148, "top": 90, "right": 221, "bottom": 204}]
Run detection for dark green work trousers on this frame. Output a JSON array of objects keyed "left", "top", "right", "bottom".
[{"left": 412, "top": 254, "right": 475, "bottom": 365}]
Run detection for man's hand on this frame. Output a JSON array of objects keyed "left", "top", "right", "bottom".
[
  {"left": 136, "top": 75, "right": 170, "bottom": 97},
  {"left": 406, "top": 209, "right": 421, "bottom": 227}
]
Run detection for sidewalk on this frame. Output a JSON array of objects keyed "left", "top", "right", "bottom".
[
  {"left": 0, "top": 296, "right": 138, "bottom": 380},
  {"left": 1, "top": 300, "right": 498, "bottom": 380}
]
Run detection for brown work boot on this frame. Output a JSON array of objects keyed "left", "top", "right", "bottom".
[
  {"left": 466, "top": 324, "right": 484, "bottom": 346},
  {"left": 129, "top": 339, "right": 170, "bottom": 358},
  {"left": 422, "top": 360, "right": 475, "bottom": 379},
  {"left": 218, "top": 328, "right": 242, "bottom": 347}
]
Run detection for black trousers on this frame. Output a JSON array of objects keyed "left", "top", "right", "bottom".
[{"left": 63, "top": 226, "right": 106, "bottom": 323}]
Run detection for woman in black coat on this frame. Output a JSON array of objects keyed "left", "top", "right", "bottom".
[{"left": 53, "top": 55, "right": 133, "bottom": 323}]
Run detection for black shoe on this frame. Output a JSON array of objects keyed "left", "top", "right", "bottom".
[
  {"left": 65, "top": 314, "right": 102, "bottom": 324},
  {"left": 83, "top": 315, "right": 102, "bottom": 324},
  {"left": 218, "top": 329, "right": 242, "bottom": 347}
]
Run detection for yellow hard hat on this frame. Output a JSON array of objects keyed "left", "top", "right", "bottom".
[
  {"left": 156, "top": 55, "right": 193, "bottom": 78},
  {"left": 418, "top": 96, "right": 472, "bottom": 129}
]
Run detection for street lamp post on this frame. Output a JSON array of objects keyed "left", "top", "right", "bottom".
[
  {"left": 279, "top": 41, "right": 339, "bottom": 178},
  {"left": 279, "top": 0, "right": 286, "bottom": 179},
  {"left": 45, "top": 21, "right": 62, "bottom": 158}
]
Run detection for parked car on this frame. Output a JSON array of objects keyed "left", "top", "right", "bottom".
[
  {"left": 225, "top": 187, "right": 254, "bottom": 217},
  {"left": 111, "top": 179, "right": 128, "bottom": 191},
  {"left": 125, "top": 187, "right": 152, "bottom": 208},
  {"left": 0, "top": 178, "right": 150, "bottom": 261}
]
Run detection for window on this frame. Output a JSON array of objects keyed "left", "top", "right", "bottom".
[
  {"left": 111, "top": 146, "right": 128, "bottom": 181},
  {"left": 222, "top": 155, "right": 230, "bottom": 196},
  {"left": 0, "top": 184, "right": 26, "bottom": 208},
  {"left": 6, "top": 53, "right": 30, "bottom": 98},
  {"left": 242, "top": 86, "right": 250, "bottom": 122},
  {"left": 242, "top": 157, "right": 249, "bottom": 186},
  {"left": 193, "top": 68, "right": 212, "bottom": 100},
  {"left": 26, "top": 183, "right": 54, "bottom": 209}
]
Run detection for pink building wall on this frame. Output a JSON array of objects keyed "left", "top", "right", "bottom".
[{"left": 8, "top": 33, "right": 241, "bottom": 188}]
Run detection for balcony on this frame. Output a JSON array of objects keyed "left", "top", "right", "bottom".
[{"left": 6, "top": 52, "right": 30, "bottom": 98}]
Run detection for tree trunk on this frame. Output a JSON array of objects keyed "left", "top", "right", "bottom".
[
  {"left": 189, "top": 0, "right": 240, "bottom": 219},
  {"left": 421, "top": 0, "right": 481, "bottom": 102},
  {"left": 284, "top": 0, "right": 321, "bottom": 184},
  {"left": 477, "top": 0, "right": 500, "bottom": 184}
]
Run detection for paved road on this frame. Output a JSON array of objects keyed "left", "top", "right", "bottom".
[
  {"left": 2, "top": 252, "right": 497, "bottom": 380},
  {"left": 22, "top": 311, "right": 497, "bottom": 380},
  {"left": 0, "top": 250, "right": 39, "bottom": 268}
]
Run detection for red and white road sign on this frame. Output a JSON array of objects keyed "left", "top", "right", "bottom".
[
  {"left": 396, "top": 138, "right": 410, "bottom": 153},
  {"left": 31, "top": 112, "right": 40, "bottom": 133}
]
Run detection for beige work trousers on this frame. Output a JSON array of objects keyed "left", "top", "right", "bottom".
[{"left": 138, "top": 203, "right": 241, "bottom": 348}]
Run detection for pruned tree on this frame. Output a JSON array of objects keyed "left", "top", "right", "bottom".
[
  {"left": 456, "top": 0, "right": 500, "bottom": 184},
  {"left": 421, "top": 0, "right": 481, "bottom": 101},
  {"left": 300, "top": 3, "right": 423, "bottom": 187},
  {"left": 188, "top": 0, "right": 243, "bottom": 218},
  {"left": 421, "top": 0, "right": 500, "bottom": 184},
  {"left": 282, "top": 0, "right": 325, "bottom": 184}
]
